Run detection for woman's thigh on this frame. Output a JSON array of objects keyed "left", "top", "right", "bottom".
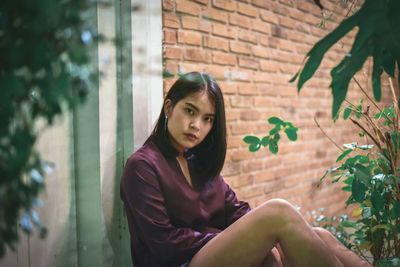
[
  {"left": 189, "top": 202, "right": 281, "bottom": 267},
  {"left": 189, "top": 199, "right": 343, "bottom": 267}
]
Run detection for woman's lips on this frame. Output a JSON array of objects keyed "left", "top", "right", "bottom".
[{"left": 185, "top": 133, "right": 198, "bottom": 142}]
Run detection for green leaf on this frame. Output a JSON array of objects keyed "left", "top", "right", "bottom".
[
  {"left": 392, "top": 201, "right": 400, "bottom": 218},
  {"left": 343, "top": 106, "right": 352, "bottom": 120},
  {"left": 336, "top": 149, "right": 353, "bottom": 162},
  {"left": 268, "top": 117, "right": 283, "bottom": 125},
  {"left": 269, "top": 140, "right": 278, "bottom": 154},
  {"left": 340, "top": 220, "right": 357, "bottom": 228},
  {"left": 342, "top": 185, "right": 352, "bottom": 192},
  {"left": 273, "top": 133, "right": 280, "bottom": 142},
  {"left": 382, "top": 50, "right": 396, "bottom": 77},
  {"left": 371, "top": 191, "right": 385, "bottom": 212},
  {"left": 249, "top": 142, "right": 261, "bottom": 152},
  {"left": 284, "top": 127, "right": 298, "bottom": 141},
  {"left": 344, "top": 175, "right": 354, "bottom": 185},
  {"left": 352, "top": 178, "right": 367, "bottom": 202},
  {"left": 296, "top": 8, "right": 360, "bottom": 92},
  {"left": 372, "top": 46, "right": 383, "bottom": 101},
  {"left": 289, "top": 71, "right": 299, "bottom": 83},
  {"left": 260, "top": 136, "right": 269, "bottom": 147},
  {"left": 371, "top": 224, "right": 391, "bottom": 232},
  {"left": 243, "top": 135, "right": 260, "bottom": 144},
  {"left": 355, "top": 105, "right": 362, "bottom": 119},
  {"left": 269, "top": 126, "right": 280, "bottom": 135}
]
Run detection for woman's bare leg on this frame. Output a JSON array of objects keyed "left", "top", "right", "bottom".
[
  {"left": 189, "top": 199, "right": 344, "bottom": 267},
  {"left": 313, "top": 227, "right": 372, "bottom": 267}
]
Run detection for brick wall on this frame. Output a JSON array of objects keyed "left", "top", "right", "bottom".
[{"left": 162, "top": 0, "right": 389, "bottom": 217}]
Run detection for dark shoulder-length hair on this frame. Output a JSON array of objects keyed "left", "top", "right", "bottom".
[{"left": 149, "top": 72, "right": 227, "bottom": 182}]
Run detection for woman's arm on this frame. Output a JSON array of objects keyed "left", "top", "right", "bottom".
[{"left": 121, "top": 159, "right": 218, "bottom": 263}]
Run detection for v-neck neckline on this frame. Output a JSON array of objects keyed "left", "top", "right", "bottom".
[{"left": 175, "top": 156, "right": 195, "bottom": 189}]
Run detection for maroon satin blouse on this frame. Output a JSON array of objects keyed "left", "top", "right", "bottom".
[{"left": 120, "top": 138, "right": 251, "bottom": 267}]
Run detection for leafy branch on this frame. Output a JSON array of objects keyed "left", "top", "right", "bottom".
[{"left": 243, "top": 117, "right": 298, "bottom": 154}]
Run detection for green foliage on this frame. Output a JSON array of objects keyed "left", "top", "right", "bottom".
[
  {"left": 243, "top": 117, "right": 298, "bottom": 154},
  {"left": 321, "top": 100, "right": 400, "bottom": 264},
  {"left": 0, "top": 0, "right": 98, "bottom": 257},
  {"left": 291, "top": 0, "right": 400, "bottom": 118}
]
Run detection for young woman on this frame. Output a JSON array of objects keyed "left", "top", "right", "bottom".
[{"left": 120, "top": 72, "right": 371, "bottom": 267}]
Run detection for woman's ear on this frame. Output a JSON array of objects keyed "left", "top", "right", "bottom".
[{"left": 164, "top": 99, "right": 172, "bottom": 117}]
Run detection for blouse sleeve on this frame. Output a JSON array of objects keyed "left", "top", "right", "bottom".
[
  {"left": 222, "top": 177, "right": 251, "bottom": 226},
  {"left": 120, "top": 159, "right": 217, "bottom": 263}
]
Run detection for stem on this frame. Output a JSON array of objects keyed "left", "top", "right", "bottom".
[
  {"left": 352, "top": 77, "right": 384, "bottom": 115},
  {"left": 350, "top": 118, "right": 382, "bottom": 150},
  {"left": 314, "top": 117, "right": 344, "bottom": 152}
]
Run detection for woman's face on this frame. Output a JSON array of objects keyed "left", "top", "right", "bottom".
[{"left": 165, "top": 91, "right": 215, "bottom": 154}]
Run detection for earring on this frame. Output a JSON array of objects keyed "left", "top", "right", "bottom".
[{"left": 164, "top": 115, "right": 168, "bottom": 133}]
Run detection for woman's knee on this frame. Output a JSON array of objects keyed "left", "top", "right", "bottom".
[{"left": 256, "top": 198, "right": 299, "bottom": 225}]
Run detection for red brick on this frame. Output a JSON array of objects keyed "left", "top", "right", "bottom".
[
  {"left": 252, "top": 20, "right": 270, "bottom": 34},
  {"left": 237, "top": 2, "right": 258, "bottom": 18},
  {"left": 259, "top": 10, "right": 279, "bottom": 24},
  {"left": 242, "top": 159, "right": 263, "bottom": 172},
  {"left": 238, "top": 29, "right": 258, "bottom": 44},
  {"left": 259, "top": 35, "right": 279, "bottom": 48},
  {"left": 229, "top": 13, "right": 251, "bottom": 29},
  {"left": 232, "top": 149, "right": 255, "bottom": 161},
  {"left": 218, "top": 81, "right": 238, "bottom": 94},
  {"left": 303, "top": 14, "right": 322, "bottom": 26},
  {"left": 230, "top": 69, "right": 253, "bottom": 81},
  {"left": 254, "top": 170, "right": 275, "bottom": 183},
  {"left": 229, "top": 96, "right": 253, "bottom": 108},
  {"left": 230, "top": 42, "right": 252, "bottom": 55},
  {"left": 203, "top": 36, "right": 229, "bottom": 51},
  {"left": 279, "top": 16, "right": 296, "bottom": 29},
  {"left": 224, "top": 175, "right": 254, "bottom": 188},
  {"left": 204, "top": 65, "right": 230, "bottom": 81},
  {"left": 163, "top": 30, "right": 176, "bottom": 44},
  {"left": 164, "top": 61, "right": 178, "bottom": 74},
  {"left": 182, "top": 16, "right": 211, "bottom": 32},
  {"left": 212, "top": 0, "right": 236, "bottom": 12},
  {"left": 254, "top": 96, "right": 274, "bottom": 107},
  {"left": 251, "top": 0, "right": 272, "bottom": 9},
  {"left": 254, "top": 71, "right": 270, "bottom": 83},
  {"left": 164, "top": 47, "right": 182, "bottom": 59},
  {"left": 259, "top": 59, "right": 279, "bottom": 72},
  {"left": 202, "top": 7, "right": 229, "bottom": 23},
  {"left": 212, "top": 51, "right": 236, "bottom": 66},
  {"left": 297, "top": 1, "right": 322, "bottom": 16},
  {"left": 177, "top": 31, "right": 202, "bottom": 46},
  {"left": 222, "top": 162, "right": 241, "bottom": 177},
  {"left": 163, "top": 13, "right": 180, "bottom": 29},
  {"left": 193, "top": 0, "right": 209, "bottom": 5},
  {"left": 163, "top": 0, "right": 175, "bottom": 11},
  {"left": 176, "top": 0, "right": 201, "bottom": 16},
  {"left": 212, "top": 22, "right": 237, "bottom": 39},
  {"left": 237, "top": 184, "right": 264, "bottom": 198},
  {"left": 184, "top": 48, "right": 210, "bottom": 63},
  {"left": 225, "top": 108, "right": 240, "bottom": 120},
  {"left": 269, "top": 1, "right": 290, "bottom": 16},
  {"left": 179, "top": 62, "right": 203, "bottom": 73},
  {"left": 237, "top": 82, "right": 257, "bottom": 95},
  {"left": 240, "top": 109, "right": 261, "bottom": 121},
  {"left": 271, "top": 25, "right": 288, "bottom": 39},
  {"left": 252, "top": 46, "right": 269, "bottom": 58},
  {"left": 278, "top": 39, "right": 295, "bottom": 52},
  {"left": 238, "top": 56, "right": 259, "bottom": 70},
  {"left": 227, "top": 135, "right": 244, "bottom": 149}
]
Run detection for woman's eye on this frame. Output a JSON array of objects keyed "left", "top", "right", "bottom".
[
  {"left": 205, "top": 117, "right": 214, "bottom": 123},
  {"left": 185, "top": 108, "right": 194, "bottom": 115}
]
